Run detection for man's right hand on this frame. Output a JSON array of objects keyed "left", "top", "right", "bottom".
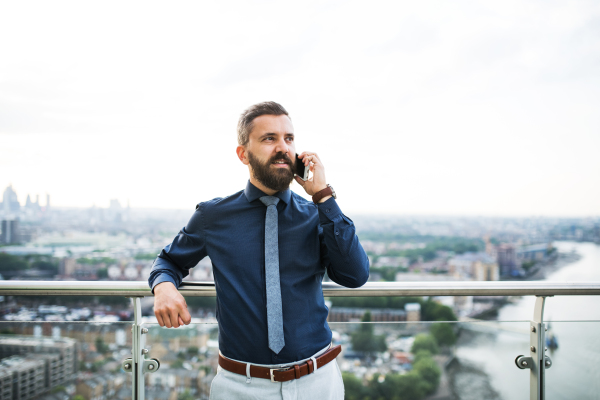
[{"left": 153, "top": 282, "right": 192, "bottom": 328}]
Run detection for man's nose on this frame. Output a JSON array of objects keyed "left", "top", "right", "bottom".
[{"left": 274, "top": 137, "right": 290, "bottom": 154}]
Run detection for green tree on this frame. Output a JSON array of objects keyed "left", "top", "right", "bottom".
[
  {"left": 31, "top": 259, "right": 58, "bottom": 274},
  {"left": 430, "top": 323, "right": 456, "bottom": 347},
  {"left": 411, "top": 334, "right": 439, "bottom": 355},
  {"left": 413, "top": 350, "right": 432, "bottom": 363},
  {"left": 413, "top": 357, "right": 441, "bottom": 394},
  {"left": 97, "top": 268, "right": 108, "bottom": 279},
  {"left": 0, "top": 253, "right": 28, "bottom": 272},
  {"left": 73, "top": 396, "right": 86, "bottom": 400},
  {"left": 178, "top": 390, "right": 194, "bottom": 400},
  {"left": 351, "top": 311, "right": 387, "bottom": 355},
  {"left": 342, "top": 372, "right": 369, "bottom": 400},
  {"left": 95, "top": 337, "right": 109, "bottom": 354},
  {"left": 370, "top": 372, "right": 429, "bottom": 400},
  {"left": 421, "top": 299, "right": 457, "bottom": 321}
]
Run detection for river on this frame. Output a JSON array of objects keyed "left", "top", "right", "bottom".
[{"left": 453, "top": 241, "right": 600, "bottom": 400}]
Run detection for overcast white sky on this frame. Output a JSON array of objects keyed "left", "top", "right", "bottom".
[{"left": 1, "top": 0, "right": 599, "bottom": 216}]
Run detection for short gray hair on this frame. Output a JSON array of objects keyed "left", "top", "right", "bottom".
[{"left": 237, "top": 101, "right": 290, "bottom": 146}]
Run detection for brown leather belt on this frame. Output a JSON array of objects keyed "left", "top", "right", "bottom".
[{"left": 218, "top": 345, "right": 342, "bottom": 383}]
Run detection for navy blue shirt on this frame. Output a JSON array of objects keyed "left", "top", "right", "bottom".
[{"left": 148, "top": 181, "right": 369, "bottom": 364}]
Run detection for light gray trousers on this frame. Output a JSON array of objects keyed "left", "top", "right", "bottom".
[{"left": 209, "top": 348, "right": 344, "bottom": 400}]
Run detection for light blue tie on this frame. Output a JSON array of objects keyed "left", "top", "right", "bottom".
[{"left": 259, "top": 196, "right": 285, "bottom": 354}]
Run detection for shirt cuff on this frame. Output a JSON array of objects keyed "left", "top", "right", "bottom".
[
  {"left": 317, "top": 197, "right": 342, "bottom": 224},
  {"left": 151, "top": 274, "right": 178, "bottom": 294}
]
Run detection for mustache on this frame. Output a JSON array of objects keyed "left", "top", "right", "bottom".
[{"left": 269, "top": 152, "right": 293, "bottom": 165}]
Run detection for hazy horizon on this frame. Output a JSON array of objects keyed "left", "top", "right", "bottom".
[{"left": 2, "top": 1, "right": 599, "bottom": 217}]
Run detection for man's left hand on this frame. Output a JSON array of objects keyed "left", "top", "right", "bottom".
[{"left": 294, "top": 152, "right": 331, "bottom": 202}]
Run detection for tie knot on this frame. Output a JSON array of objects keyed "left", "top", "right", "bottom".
[{"left": 259, "top": 196, "right": 280, "bottom": 207}]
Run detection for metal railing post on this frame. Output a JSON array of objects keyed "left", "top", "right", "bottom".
[
  {"left": 131, "top": 297, "right": 146, "bottom": 400},
  {"left": 529, "top": 296, "right": 551, "bottom": 400},
  {"left": 122, "top": 297, "right": 160, "bottom": 399}
]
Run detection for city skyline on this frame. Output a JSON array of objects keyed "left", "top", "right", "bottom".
[{"left": 1, "top": 1, "right": 599, "bottom": 217}]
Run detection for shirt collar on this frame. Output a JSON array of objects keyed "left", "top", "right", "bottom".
[{"left": 244, "top": 180, "right": 291, "bottom": 205}]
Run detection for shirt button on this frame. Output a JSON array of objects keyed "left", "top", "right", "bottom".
[
  {"left": 274, "top": 355, "right": 277, "bottom": 359},
  {"left": 325, "top": 209, "right": 330, "bottom": 213},
  {"left": 335, "top": 230, "right": 339, "bottom": 236}
]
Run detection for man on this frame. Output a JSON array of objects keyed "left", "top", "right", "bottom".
[{"left": 148, "top": 101, "right": 369, "bottom": 399}]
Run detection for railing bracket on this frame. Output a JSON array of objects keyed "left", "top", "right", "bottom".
[
  {"left": 515, "top": 355, "right": 533, "bottom": 369},
  {"left": 122, "top": 357, "right": 160, "bottom": 374}
]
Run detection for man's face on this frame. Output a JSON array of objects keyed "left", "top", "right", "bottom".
[{"left": 243, "top": 114, "right": 296, "bottom": 192}]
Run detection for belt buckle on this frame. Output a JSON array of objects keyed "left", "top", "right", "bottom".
[{"left": 269, "top": 367, "right": 288, "bottom": 382}]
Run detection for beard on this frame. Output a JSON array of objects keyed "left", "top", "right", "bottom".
[{"left": 247, "top": 151, "right": 295, "bottom": 192}]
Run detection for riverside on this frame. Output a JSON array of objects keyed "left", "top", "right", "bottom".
[{"left": 453, "top": 241, "right": 600, "bottom": 399}]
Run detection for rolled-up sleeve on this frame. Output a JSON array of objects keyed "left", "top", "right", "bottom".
[
  {"left": 148, "top": 203, "right": 208, "bottom": 292},
  {"left": 318, "top": 197, "right": 369, "bottom": 288}
]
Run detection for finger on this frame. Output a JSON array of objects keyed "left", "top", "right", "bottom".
[
  {"left": 294, "top": 176, "right": 305, "bottom": 186},
  {"left": 170, "top": 310, "right": 180, "bottom": 328},
  {"left": 155, "top": 312, "right": 165, "bottom": 327},
  {"left": 304, "top": 154, "right": 322, "bottom": 167},
  {"left": 179, "top": 316, "right": 185, "bottom": 326},
  {"left": 162, "top": 312, "right": 172, "bottom": 328},
  {"left": 182, "top": 309, "right": 192, "bottom": 324}
]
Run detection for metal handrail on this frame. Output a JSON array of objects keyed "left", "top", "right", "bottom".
[{"left": 1, "top": 280, "right": 600, "bottom": 297}]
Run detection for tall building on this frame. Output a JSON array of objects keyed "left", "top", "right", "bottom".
[
  {"left": 2, "top": 185, "right": 20, "bottom": 215},
  {"left": 25, "top": 194, "right": 41, "bottom": 211},
  {"left": 496, "top": 243, "right": 520, "bottom": 276},
  {"left": 0, "top": 219, "right": 19, "bottom": 244}
]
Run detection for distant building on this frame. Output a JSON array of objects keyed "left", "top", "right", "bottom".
[
  {"left": 448, "top": 252, "right": 499, "bottom": 281},
  {"left": 0, "top": 219, "right": 19, "bottom": 244},
  {"left": 0, "top": 335, "right": 77, "bottom": 390},
  {"left": 405, "top": 303, "right": 421, "bottom": 322},
  {"left": 328, "top": 307, "right": 407, "bottom": 323},
  {"left": 2, "top": 185, "right": 20, "bottom": 215},
  {"left": 395, "top": 272, "right": 462, "bottom": 282},
  {"left": 0, "top": 369, "right": 12, "bottom": 400},
  {"left": 25, "top": 194, "right": 41, "bottom": 211},
  {"left": 75, "top": 373, "right": 124, "bottom": 400},
  {"left": 373, "top": 256, "right": 409, "bottom": 268},
  {"left": 496, "top": 243, "right": 520, "bottom": 276},
  {"left": 59, "top": 258, "right": 77, "bottom": 277},
  {"left": 0, "top": 355, "right": 45, "bottom": 400},
  {"left": 518, "top": 243, "right": 553, "bottom": 262}
]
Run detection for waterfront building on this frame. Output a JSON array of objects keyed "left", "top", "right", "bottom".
[
  {"left": 496, "top": 243, "right": 520, "bottom": 276},
  {"left": 518, "top": 243, "right": 553, "bottom": 262},
  {"left": 448, "top": 252, "right": 499, "bottom": 281}
]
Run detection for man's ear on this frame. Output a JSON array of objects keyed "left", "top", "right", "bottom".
[{"left": 236, "top": 145, "right": 250, "bottom": 165}]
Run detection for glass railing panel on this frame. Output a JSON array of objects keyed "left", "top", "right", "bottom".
[
  {"left": 0, "top": 321, "right": 132, "bottom": 400},
  {"left": 544, "top": 321, "right": 600, "bottom": 400},
  {"left": 146, "top": 321, "right": 531, "bottom": 400},
  {"left": 141, "top": 321, "right": 218, "bottom": 400},
  {"left": 328, "top": 321, "right": 532, "bottom": 400}
]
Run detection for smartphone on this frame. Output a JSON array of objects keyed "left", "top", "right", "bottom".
[{"left": 295, "top": 154, "right": 309, "bottom": 181}]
